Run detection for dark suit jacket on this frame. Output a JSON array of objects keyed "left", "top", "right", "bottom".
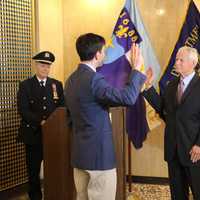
[
  {"left": 17, "top": 75, "right": 64, "bottom": 144},
  {"left": 64, "top": 64, "right": 146, "bottom": 170},
  {"left": 143, "top": 73, "right": 200, "bottom": 166}
]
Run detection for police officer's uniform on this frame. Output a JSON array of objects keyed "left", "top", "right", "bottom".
[{"left": 17, "top": 51, "right": 65, "bottom": 200}]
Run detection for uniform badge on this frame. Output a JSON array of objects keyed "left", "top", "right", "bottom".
[
  {"left": 45, "top": 52, "right": 50, "bottom": 58},
  {"left": 52, "top": 83, "right": 59, "bottom": 100}
]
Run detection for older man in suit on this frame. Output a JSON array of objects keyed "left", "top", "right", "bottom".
[
  {"left": 17, "top": 51, "right": 64, "bottom": 200},
  {"left": 64, "top": 33, "right": 146, "bottom": 200},
  {"left": 143, "top": 46, "right": 200, "bottom": 200}
]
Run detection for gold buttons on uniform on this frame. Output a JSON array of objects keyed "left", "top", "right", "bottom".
[
  {"left": 43, "top": 106, "right": 47, "bottom": 110},
  {"left": 43, "top": 96, "right": 46, "bottom": 100}
]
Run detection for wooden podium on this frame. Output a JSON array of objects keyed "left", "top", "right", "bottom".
[
  {"left": 42, "top": 107, "right": 126, "bottom": 200},
  {"left": 42, "top": 107, "right": 75, "bottom": 200},
  {"left": 111, "top": 107, "right": 126, "bottom": 200}
]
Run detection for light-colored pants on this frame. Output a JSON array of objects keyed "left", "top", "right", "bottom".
[{"left": 73, "top": 168, "right": 117, "bottom": 200}]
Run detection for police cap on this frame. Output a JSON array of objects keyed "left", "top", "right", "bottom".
[{"left": 32, "top": 51, "right": 55, "bottom": 64}]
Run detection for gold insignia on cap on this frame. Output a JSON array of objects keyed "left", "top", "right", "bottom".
[{"left": 45, "top": 53, "right": 50, "bottom": 58}]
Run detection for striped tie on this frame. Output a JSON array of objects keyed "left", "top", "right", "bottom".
[
  {"left": 177, "top": 79, "right": 184, "bottom": 103},
  {"left": 40, "top": 80, "right": 44, "bottom": 87}
]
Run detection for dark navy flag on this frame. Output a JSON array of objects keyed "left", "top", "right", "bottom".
[
  {"left": 159, "top": 0, "right": 200, "bottom": 94},
  {"left": 98, "top": 0, "right": 152, "bottom": 148}
]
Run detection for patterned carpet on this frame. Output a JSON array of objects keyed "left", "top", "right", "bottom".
[
  {"left": 128, "top": 183, "right": 170, "bottom": 200},
  {"left": 6, "top": 183, "right": 193, "bottom": 200},
  {"left": 128, "top": 183, "right": 193, "bottom": 200}
]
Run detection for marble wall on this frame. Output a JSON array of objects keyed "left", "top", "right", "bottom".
[
  {"left": 36, "top": 0, "right": 200, "bottom": 177},
  {"left": 35, "top": 0, "right": 64, "bottom": 82},
  {"left": 131, "top": 0, "right": 199, "bottom": 177},
  {"left": 130, "top": 0, "right": 188, "bottom": 177},
  {"left": 62, "top": 0, "right": 124, "bottom": 79}
]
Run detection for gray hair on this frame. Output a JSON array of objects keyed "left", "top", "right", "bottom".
[{"left": 178, "top": 46, "right": 199, "bottom": 66}]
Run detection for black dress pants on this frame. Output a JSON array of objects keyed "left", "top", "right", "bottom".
[
  {"left": 25, "top": 144, "right": 43, "bottom": 200},
  {"left": 168, "top": 156, "right": 200, "bottom": 200}
]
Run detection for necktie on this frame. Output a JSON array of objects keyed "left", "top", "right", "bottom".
[
  {"left": 177, "top": 79, "right": 184, "bottom": 103},
  {"left": 40, "top": 80, "right": 45, "bottom": 87}
]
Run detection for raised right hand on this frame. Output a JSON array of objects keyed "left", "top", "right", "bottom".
[
  {"left": 131, "top": 43, "right": 144, "bottom": 72},
  {"left": 145, "top": 67, "right": 154, "bottom": 89}
]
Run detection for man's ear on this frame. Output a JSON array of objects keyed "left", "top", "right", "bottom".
[
  {"left": 95, "top": 51, "right": 100, "bottom": 60},
  {"left": 193, "top": 60, "right": 198, "bottom": 67}
]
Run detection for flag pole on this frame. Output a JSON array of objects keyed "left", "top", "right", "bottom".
[
  {"left": 123, "top": 107, "right": 132, "bottom": 193},
  {"left": 128, "top": 137, "right": 132, "bottom": 192},
  {"left": 122, "top": 107, "right": 132, "bottom": 193}
]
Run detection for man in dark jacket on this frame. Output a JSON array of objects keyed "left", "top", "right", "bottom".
[
  {"left": 143, "top": 46, "right": 200, "bottom": 200},
  {"left": 17, "top": 51, "right": 64, "bottom": 200},
  {"left": 64, "top": 33, "right": 146, "bottom": 200}
]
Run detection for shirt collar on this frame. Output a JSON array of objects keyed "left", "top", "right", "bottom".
[
  {"left": 81, "top": 62, "right": 96, "bottom": 72},
  {"left": 36, "top": 76, "right": 47, "bottom": 86},
  {"left": 181, "top": 71, "right": 195, "bottom": 86}
]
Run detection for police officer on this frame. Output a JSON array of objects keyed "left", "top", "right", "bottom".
[{"left": 17, "top": 51, "right": 65, "bottom": 200}]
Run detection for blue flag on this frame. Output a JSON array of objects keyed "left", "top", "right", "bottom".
[
  {"left": 159, "top": 0, "right": 200, "bottom": 93},
  {"left": 98, "top": 0, "right": 160, "bottom": 148},
  {"left": 125, "top": 0, "right": 161, "bottom": 148},
  {"left": 127, "top": 0, "right": 161, "bottom": 86}
]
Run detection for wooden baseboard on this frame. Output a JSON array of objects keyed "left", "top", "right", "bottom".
[
  {"left": 0, "top": 176, "right": 169, "bottom": 199},
  {"left": 126, "top": 175, "right": 169, "bottom": 185}
]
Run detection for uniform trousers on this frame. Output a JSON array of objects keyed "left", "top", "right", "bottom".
[
  {"left": 73, "top": 168, "right": 116, "bottom": 200},
  {"left": 25, "top": 144, "right": 43, "bottom": 200}
]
